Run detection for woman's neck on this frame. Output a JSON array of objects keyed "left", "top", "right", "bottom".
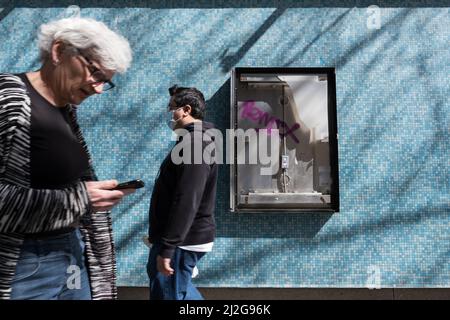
[{"left": 26, "top": 64, "right": 65, "bottom": 107}]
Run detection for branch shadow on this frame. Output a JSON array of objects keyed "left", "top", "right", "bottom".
[
  {"left": 285, "top": 8, "right": 353, "bottom": 66},
  {"left": 219, "top": 7, "right": 286, "bottom": 72},
  {"left": 0, "top": 3, "right": 14, "bottom": 22}
]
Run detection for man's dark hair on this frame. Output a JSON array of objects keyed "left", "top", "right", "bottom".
[{"left": 169, "top": 85, "right": 206, "bottom": 120}]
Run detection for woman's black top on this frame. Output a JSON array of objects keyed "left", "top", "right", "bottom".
[{"left": 18, "top": 73, "right": 90, "bottom": 189}]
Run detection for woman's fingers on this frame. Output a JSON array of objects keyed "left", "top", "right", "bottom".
[{"left": 85, "top": 180, "right": 135, "bottom": 212}]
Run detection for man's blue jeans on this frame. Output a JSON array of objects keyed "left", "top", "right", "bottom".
[
  {"left": 147, "top": 243, "right": 205, "bottom": 300},
  {"left": 10, "top": 229, "right": 91, "bottom": 300}
]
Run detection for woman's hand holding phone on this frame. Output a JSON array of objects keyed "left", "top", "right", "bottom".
[
  {"left": 113, "top": 179, "right": 145, "bottom": 190},
  {"left": 85, "top": 180, "right": 136, "bottom": 212}
]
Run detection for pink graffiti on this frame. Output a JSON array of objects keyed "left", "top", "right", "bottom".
[{"left": 240, "top": 100, "right": 300, "bottom": 143}]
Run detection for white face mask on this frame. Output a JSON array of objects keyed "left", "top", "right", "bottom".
[{"left": 167, "top": 107, "right": 184, "bottom": 130}]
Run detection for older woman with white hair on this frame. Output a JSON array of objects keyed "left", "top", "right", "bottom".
[{"left": 0, "top": 17, "right": 134, "bottom": 300}]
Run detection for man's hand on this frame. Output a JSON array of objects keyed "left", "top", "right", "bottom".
[
  {"left": 85, "top": 180, "right": 135, "bottom": 212},
  {"left": 157, "top": 255, "right": 174, "bottom": 276}
]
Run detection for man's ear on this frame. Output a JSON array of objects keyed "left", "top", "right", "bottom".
[
  {"left": 51, "top": 40, "right": 66, "bottom": 65},
  {"left": 184, "top": 105, "right": 192, "bottom": 115}
]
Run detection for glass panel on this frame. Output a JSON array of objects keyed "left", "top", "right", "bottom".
[{"left": 233, "top": 70, "right": 336, "bottom": 211}]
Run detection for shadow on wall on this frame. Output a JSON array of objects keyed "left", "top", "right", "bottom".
[
  {"left": 206, "top": 79, "right": 333, "bottom": 240},
  {"left": 219, "top": 7, "right": 286, "bottom": 72},
  {"left": 0, "top": 0, "right": 447, "bottom": 24},
  {"left": 0, "top": 6, "right": 13, "bottom": 22}
]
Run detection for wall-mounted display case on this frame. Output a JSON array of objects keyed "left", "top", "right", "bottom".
[{"left": 230, "top": 67, "right": 339, "bottom": 212}]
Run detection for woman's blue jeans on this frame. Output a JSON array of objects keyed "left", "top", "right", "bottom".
[
  {"left": 10, "top": 229, "right": 91, "bottom": 300},
  {"left": 147, "top": 243, "right": 205, "bottom": 300}
]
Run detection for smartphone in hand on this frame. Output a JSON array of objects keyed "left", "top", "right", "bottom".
[{"left": 113, "top": 179, "right": 145, "bottom": 190}]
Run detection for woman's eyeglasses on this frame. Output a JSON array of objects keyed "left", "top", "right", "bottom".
[{"left": 77, "top": 51, "right": 115, "bottom": 91}]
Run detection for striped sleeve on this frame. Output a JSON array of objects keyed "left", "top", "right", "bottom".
[
  {"left": 0, "top": 181, "right": 91, "bottom": 233},
  {"left": 0, "top": 73, "right": 92, "bottom": 233}
]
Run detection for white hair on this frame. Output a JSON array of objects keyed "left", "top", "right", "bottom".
[{"left": 38, "top": 17, "right": 132, "bottom": 73}]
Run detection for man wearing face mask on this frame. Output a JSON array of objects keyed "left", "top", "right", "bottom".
[{"left": 146, "top": 85, "right": 218, "bottom": 300}]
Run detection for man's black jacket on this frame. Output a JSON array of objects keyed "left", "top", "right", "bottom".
[{"left": 148, "top": 121, "right": 218, "bottom": 259}]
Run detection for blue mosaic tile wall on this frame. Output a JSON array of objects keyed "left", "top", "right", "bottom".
[{"left": 0, "top": 1, "right": 448, "bottom": 288}]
